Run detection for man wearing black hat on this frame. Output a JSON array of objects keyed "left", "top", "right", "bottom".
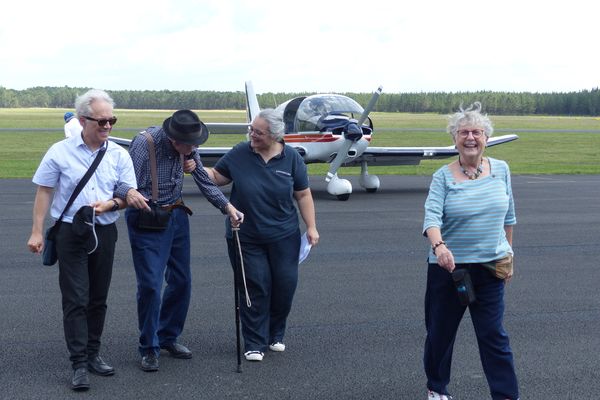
[{"left": 125, "top": 110, "right": 243, "bottom": 372}]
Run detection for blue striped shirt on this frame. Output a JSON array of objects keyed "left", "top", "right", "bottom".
[
  {"left": 423, "top": 158, "right": 516, "bottom": 264},
  {"left": 129, "top": 127, "right": 229, "bottom": 211}
]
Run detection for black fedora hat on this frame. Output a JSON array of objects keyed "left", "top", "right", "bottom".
[{"left": 163, "top": 110, "right": 209, "bottom": 145}]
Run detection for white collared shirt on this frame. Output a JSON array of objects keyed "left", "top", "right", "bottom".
[{"left": 33, "top": 135, "right": 137, "bottom": 225}]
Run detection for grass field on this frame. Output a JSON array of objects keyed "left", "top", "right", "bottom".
[{"left": 1, "top": 108, "right": 599, "bottom": 178}]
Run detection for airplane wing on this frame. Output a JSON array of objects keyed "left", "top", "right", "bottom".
[
  {"left": 205, "top": 122, "right": 247, "bottom": 135},
  {"left": 344, "top": 134, "right": 519, "bottom": 166},
  {"left": 108, "top": 123, "right": 246, "bottom": 166},
  {"left": 109, "top": 135, "right": 232, "bottom": 167}
]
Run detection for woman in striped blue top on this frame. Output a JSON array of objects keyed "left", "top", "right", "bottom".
[{"left": 422, "top": 103, "right": 519, "bottom": 400}]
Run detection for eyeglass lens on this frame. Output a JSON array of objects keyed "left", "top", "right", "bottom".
[
  {"left": 248, "top": 126, "right": 267, "bottom": 136},
  {"left": 458, "top": 129, "right": 483, "bottom": 137},
  {"left": 84, "top": 116, "right": 118, "bottom": 126}
]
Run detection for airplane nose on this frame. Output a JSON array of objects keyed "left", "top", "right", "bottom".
[{"left": 344, "top": 122, "right": 363, "bottom": 141}]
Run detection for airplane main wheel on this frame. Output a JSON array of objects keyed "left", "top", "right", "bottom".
[
  {"left": 366, "top": 188, "right": 377, "bottom": 193},
  {"left": 336, "top": 194, "right": 350, "bottom": 201}
]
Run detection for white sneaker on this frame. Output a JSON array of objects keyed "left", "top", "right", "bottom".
[
  {"left": 428, "top": 390, "right": 453, "bottom": 400},
  {"left": 269, "top": 342, "right": 285, "bottom": 352},
  {"left": 244, "top": 351, "right": 264, "bottom": 361}
]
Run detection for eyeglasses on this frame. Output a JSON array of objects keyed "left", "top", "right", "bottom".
[
  {"left": 457, "top": 129, "right": 484, "bottom": 138},
  {"left": 248, "top": 126, "right": 269, "bottom": 136},
  {"left": 83, "top": 115, "right": 118, "bottom": 127}
]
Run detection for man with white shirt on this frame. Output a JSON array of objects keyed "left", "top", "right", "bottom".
[
  {"left": 27, "top": 89, "right": 148, "bottom": 391},
  {"left": 63, "top": 111, "right": 82, "bottom": 138}
]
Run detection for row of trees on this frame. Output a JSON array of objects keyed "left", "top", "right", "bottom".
[{"left": 1, "top": 86, "right": 599, "bottom": 116}]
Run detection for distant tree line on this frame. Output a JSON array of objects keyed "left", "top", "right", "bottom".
[{"left": 1, "top": 86, "right": 599, "bottom": 116}]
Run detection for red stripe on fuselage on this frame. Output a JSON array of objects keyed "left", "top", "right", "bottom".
[{"left": 284, "top": 133, "right": 372, "bottom": 143}]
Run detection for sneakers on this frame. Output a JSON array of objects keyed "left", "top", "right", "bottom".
[
  {"left": 269, "top": 342, "right": 285, "bottom": 352},
  {"left": 244, "top": 351, "right": 264, "bottom": 361},
  {"left": 428, "top": 390, "right": 453, "bottom": 400}
]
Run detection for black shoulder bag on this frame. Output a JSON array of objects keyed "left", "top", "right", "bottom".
[{"left": 42, "top": 145, "right": 106, "bottom": 266}]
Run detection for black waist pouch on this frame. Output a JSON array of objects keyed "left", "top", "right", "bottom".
[
  {"left": 136, "top": 202, "right": 171, "bottom": 231},
  {"left": 452, "top": 269, "right": 476, "bottom": 306}
]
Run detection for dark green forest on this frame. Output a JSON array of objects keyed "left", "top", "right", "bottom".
[{"left": 1, "top": 86, "right": 599, "bottom": 116}]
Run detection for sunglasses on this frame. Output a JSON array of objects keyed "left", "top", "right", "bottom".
[{"left": 83, "top": 115, "right": 118, "bottom": 127}]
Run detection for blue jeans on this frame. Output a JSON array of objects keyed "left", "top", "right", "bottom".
[
  {"left": 126, "top": 208, "right": 191, "bottom": 356},
  {"left": 227, "top": 230, "right": 301, "bottom": 352},
  {"left": 424, "top": 263, "right": 519, "bottom": 400}
]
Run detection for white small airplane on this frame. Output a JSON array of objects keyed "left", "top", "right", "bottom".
[{"left": 110, "top": 82, "right": 518, "bottom": 200}]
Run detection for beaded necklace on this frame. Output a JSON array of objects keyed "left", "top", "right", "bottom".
[{"left": 458, "top": 157, "right": 484, "bottom": 180}]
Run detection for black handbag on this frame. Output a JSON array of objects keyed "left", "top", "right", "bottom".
[
  {"left": 42, "top": 145, "right": 106, "bottom": 266},
  {"left": 452, "top": 269, "right": 476, "bottom": 306},
  {"left": 42, "top": 222, "right": 61, "bottom": 266},
  {"left": 135, "top": 131, "right": 172, "bottom": 231},
  {"left": 136, "top": 201, "right": 171, "bottom": 231}
]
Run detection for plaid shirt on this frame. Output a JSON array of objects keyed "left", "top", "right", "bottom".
[{"left": 129, "top": 127, "right": 229, "bottom": 212}]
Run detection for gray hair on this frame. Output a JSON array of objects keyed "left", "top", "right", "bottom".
[
  {"left": 255, "top": 109, "right": 285, "bottom": 141},
  {"left": 447, "top": 102, "right": 493, "bottom": 139},
  {"left": 75, "top": 89, "right": 115, "bottom": 118}
]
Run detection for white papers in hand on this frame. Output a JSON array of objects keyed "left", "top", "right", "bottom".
[{"left": 298, "top": 232, "right": 312, "bottom": 264}]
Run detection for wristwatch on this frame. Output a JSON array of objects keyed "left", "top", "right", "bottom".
[{"left": 110, "top": 199, "right": 120, "bottom": 212}]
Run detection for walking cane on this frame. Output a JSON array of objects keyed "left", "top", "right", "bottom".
[
  {"left": 232, "top": 226, "right": 251, "bottom": 373},
  {"left": 232, "top": 227, "right": 243, "bottom": 373}
]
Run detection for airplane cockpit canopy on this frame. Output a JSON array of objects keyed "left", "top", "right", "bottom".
[{"left": 277, "top": 94, "right": 366, "bottom": 133}]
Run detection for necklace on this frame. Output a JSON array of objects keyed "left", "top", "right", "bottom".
[{"left": 459, "top": 157, "right": 484, "bottom": 180}]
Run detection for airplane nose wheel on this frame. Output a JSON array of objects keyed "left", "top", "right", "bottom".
[{"left": 336, "top": 194, "right": 350, "bottom": 201}]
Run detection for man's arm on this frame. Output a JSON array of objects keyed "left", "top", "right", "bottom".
[{"left": 27, "top": 185, "right": 53, "bottom": 254}]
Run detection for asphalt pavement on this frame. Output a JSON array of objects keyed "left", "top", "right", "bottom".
[{"left": 1, "top": 174, "right": 599, "bottom": 399}]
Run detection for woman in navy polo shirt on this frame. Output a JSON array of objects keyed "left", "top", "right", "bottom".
[{"left": 205, "top": 109, "right": 319, "bottom": 362}]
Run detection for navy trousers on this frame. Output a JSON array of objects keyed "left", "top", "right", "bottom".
[
  {"left": 56, "top": 222, "right": 117, "bottom": 369},
  {"left": 126, "top": 208, "right": 191, "bottom": 356},
  {"left": 227, "top": 230, "right": 301, "bottom": 352},
  {"left": 424, "top": 263, "right": 519, "bottom": 400}
]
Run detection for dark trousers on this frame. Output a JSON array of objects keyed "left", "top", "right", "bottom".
[
  {"left": 126, "top": 208, "right": 191, "bottom": 356},
  {"left": 56, "top": 222, "right": 117, "bottom": 369},
  {"left": 227, "top": 230, "right": 300, "bottom": 352},
  {"left": 424, "top": 263, "right": 519, "bottom": 400}
]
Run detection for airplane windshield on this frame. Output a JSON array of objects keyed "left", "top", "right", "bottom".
[{"left": 295, "top": 95, "right": 364, "bottom": 132}]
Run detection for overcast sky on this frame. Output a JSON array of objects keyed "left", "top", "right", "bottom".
[{"left": 1, "top": 0, "right": 597, "bottom": 94}]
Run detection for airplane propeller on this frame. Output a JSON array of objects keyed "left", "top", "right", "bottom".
[
  {"left": 325, "top": 86, "right": 383, "bottom": 200},
  {"left": 357, "top": 86, "right": 383, "bottom": 126}
]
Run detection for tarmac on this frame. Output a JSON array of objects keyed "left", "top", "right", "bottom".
[{"left": 1, "top": 174, "right": 599, "bottom": 399}]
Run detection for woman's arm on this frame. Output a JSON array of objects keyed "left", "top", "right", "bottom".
[
  {"left": 203, "top": 167, "right": 232, "bottom": 186},
  {"left": 425, "top": 226, "right": 455, "bottom": 272},
  {"left": 294, "top": 188, "right": 319, "bottom": 246},
  {"left": 504, "top": 225, "right": 513, "bottom": 246}
]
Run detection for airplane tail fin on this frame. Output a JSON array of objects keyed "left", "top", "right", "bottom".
[{"left": 245, "top": 81, "right": 261, "bottom": 123}]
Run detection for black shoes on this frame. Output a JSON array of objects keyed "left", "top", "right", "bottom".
[
  {"left": 71, "top": 367, "right": 90, "bottom": 391},
  {"left": 141, "top": 353, "right": 159, "bottom": 372},
  {"left": 161, "top": 342, "right": 192, "bottom": 359},
  {"left": 140, "top": 343, "right": 190, "bottom": 372},
  {"left": 88, "top": 355, "right": 115, "bottom": 376}
]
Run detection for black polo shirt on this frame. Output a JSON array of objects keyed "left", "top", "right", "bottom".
[{"left": 215, "top": 142, "right": 309, "bottom": 243}]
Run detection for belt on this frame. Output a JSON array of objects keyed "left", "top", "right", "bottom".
[{"left": 161, "top": 199, "right": 193, "bottom": 215}]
